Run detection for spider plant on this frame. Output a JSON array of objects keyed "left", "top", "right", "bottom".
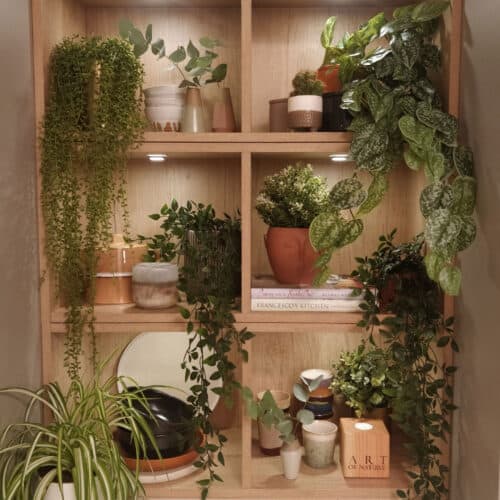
[{"left": 0, "top": 367, "right": 158, "bottom": 500}]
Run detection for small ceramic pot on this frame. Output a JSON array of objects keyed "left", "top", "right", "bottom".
[
  {"left": 45, "top": 483, "right": 77, "bottom": 500},
  {"left": 132, "top": 263, "right": 179, "bottom": 309},
  {"left": 269, "top": 98, "right": 289, "bottom": 132},
  {"left": 300, "top": 369, "right": 334, "bottom": 419},
  {"left": 321, "top": 92, "right": 352, "bottom": 131},
  {"left": 287, "top": 95, "right": 323, "bottom": 131},
  {"left": 144, "top": 85, "right": 185, "bottom": 132},
  {"left": 317, "top": 64, "right": 342, "bottom": 93},
  {"left": 212, "top": 87, "right": 236, "bottom": 132},
  {"left": 181, "top": 87, "right": 208, "bottom": 133},
  {"left": 257, "top": 390, "right": 291, "bottom": 456},
  {"left": 264, "top": 227, "right": 320, "bottom": 285},
  {"left": 280, "top": 440, "right": 304, "bottom": 480},
  {"left": 302, "top": 420, "right": 338, "bottom": 469}
]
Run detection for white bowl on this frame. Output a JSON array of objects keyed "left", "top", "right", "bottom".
[{"left": 144, "top": 85, "right": 185, "bottom": 97}]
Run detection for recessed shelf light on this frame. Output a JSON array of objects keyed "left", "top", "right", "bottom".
[
  {"left": 147, "top": 153, "right": 168, "bottom": 162},
  {"left": 354, "top": 422, "right": 374, "bottom": 431},
  {"left": 329, "top": 153, "right": 352, "bottom": 162}
]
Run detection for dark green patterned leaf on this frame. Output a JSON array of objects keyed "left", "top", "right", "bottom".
[
  {"left": 424, "top": 251, "right": 448, "bottom": 281},
  {"left": 439, "top": 265, "right": 461, "bottom": 296},
  {"left": 425, "top": 208, "right": 461, "bottom": 253},
  {"left": 453, "top": 145, "right": 474, "bottom": 176},
  {"left": 456, "top": 215, "right": 476, "bottom": 251},
  {"left": 399, "top": 115, "right": 435, "bottom": 148},
  {"left": 412, "top": 0, "right": 450, "bottom": 22},
  {"left": 424, "top": 151, "right": 445, "bottom": 181},
  {"left": 393, "top": 32, "right": 421, "bottom": 69},
  {"left": 451, "top": 176, "right": 476, "bottom": 216},
  {"left": 416, "top": 102, "right": 458, "bottom": 141},
  {"left": 330, "top": 178, "right": 367, "bottom": 209},
  {"left": 351, "top": 123, "right": 389, "bottom": 164},
  {"left": 420, "top": 182, "right": 453, "bottom": 217},
  {"left": 357, "top": 174, "right": 389, "bottom": 215},
  {"left": 404, "top": 148, "right": 423, "bottom": 171}
]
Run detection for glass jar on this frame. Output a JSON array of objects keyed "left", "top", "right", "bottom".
[{"left": 132, "top": 263, "right": 179, "bottom": 309}]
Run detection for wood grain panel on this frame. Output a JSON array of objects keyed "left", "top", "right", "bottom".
[
  {"left": 252, "top": 156, "right": 421, "bottom": 277},
  {"left": 85, "top": 6, "right": 242, "bottom": 128}
]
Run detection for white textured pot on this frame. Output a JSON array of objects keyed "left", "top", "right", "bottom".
[
  {"left": 280, "top": 440, "right": 304, "bottom": 480},
  {"left": 302, "top": 420, "right": 338, "bottom": 469},
  {"left": 44, "top": 483, "right": 77, "bottom": 500},
  {"left": 287, "top": 95, "right": 323, "bottom": 131}
]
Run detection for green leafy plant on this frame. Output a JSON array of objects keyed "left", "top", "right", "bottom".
[
  {"left": 331, "top": 340, "right": 396, "bottom": 418},
  {"left": 120, "top": 20, "right": 227, "bottom": 88},
  {"left": 320, "top": 13, "right": 386, "bottom": 85},
  {"left": 138, "top": 200, "right": 253, "bottom": 499},
  {"left": 41, "top": 36, "right": 145, "bottom": 380},
  {"left": 243, "top": 376, "right": 322, "bottom": 445},
  {"left": 352, "top": 231, "right": 457, "bottom": 499},
  {"left": 290, "top": 71, "right": 323, "bottom": 96},
  {"left": 0, "top": 367, "right": 157, "bottom": 500},
  {"left": 255, "top": 163, "right": 330, "bottom": 228},
  {"left": 311, "top": 1, "right": 476, "bottom": 295}
]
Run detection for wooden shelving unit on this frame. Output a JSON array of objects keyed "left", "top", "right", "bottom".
[{"left": 32, "top": 0, "right": 463, "bottom": 497}]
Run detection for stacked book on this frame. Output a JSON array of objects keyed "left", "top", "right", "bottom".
[{"left": 251, "top": 275, "right": 365, "bottom": 312}]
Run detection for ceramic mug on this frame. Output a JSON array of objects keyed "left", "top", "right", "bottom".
[{"left": 302, "top": 420, "right": 338, "bottom": 468}]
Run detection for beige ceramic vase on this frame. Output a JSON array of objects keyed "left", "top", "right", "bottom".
[
  {"left": 181, "top": 87, "right": 208, "bottom": 133},
  {"left": 212, "top": 87, "right": 236, "bottom": 132}
]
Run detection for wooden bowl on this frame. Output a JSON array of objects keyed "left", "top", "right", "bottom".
[{"left": 121, "top": 431, "right": 205, "bottom": 473}]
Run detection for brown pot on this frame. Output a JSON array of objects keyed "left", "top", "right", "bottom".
[
  {"left": 269, "top": 97, "right": 289, "bottom": 132},
  {"left": 317, "top": 64, "right": 342, "bottom": 93},
  {"left": 264, "top": 227, "right": 320, "bottom": 285},
  {"left": 212, "top": 87, "right": 236, "bottom": 132},
  {"left": 363, "top": 407, "right": 391, "bottom": 433}
]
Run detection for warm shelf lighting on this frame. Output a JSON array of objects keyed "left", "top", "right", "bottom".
[
  {"left": 147, "top": 153, "right": 168, "bottom": 162},
  {"left": 354, "top": 422, "right": 373, "bottom": 431},
  {"left": 329, "top": 153, "right": 352, "bottom": 162}
]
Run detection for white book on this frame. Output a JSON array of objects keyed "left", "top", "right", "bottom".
[{"left": 251, "top": 298, "right": 364, "bottom": 312}]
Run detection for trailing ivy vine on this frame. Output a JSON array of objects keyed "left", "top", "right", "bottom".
[
  {"left": 310, "top": 0, "right": 477, "bottom": 296},
  {"left": 41, "top": 36, "right": 144, "bottom": 379},
  {"left": 352, "top": 231, "right": 457, "bottom": 499},
  {"left": 138, "top": 201, "right": 254, "bottom": 499}
]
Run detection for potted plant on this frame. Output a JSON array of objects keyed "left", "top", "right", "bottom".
[
  {"left": 255, "top": 162, "right": 329, "bottom": 285},
  {"left": 0, "top": 370, "right": 156, "bottom": 500},
  {"left": 287, "top": 71, "right": 324, "bottom": 131},
  {"left": 120, "top": 21, "right": 234, "bottom": 133},
  {"left": 318, "top": 14, "right": 385, "bottom": 131},
  {"left": 330, "top": 340, "right": 396, "bottom": 427},
  {"left": 243, "top": 376, "right": 320, "bottom": 480}
]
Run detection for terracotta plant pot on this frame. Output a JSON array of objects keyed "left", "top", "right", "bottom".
[
  {"left": 181, "top": 87, "right": 208, "bottom": 133},
  {"left": 264, "top": 227, "right": 320, "bottom": 285},
  {"left": 287, "top": 95, "right": 323, "bottom": 131},
  {"left": 269, "top": 98, "right": 289, "bottom": 132},
  {"left": 316, "top": 64, "right": 342, "bottom": 93},
  {"left": 212, "top": 87, "right": 236, "bottom": 132}
]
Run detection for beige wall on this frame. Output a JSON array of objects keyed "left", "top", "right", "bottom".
[
  {"left": 0, "top": 0, "right": 40, "bottom": 426},
  {"left": 451, "top": 1, "right": 500, "bottom": 499}
]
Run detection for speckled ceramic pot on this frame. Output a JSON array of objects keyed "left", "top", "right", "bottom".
[{"left": 302, "top": 420, "right": 338, "bottom": 469}]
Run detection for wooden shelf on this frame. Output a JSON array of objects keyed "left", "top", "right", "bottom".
[
  {"left": 50, "top": 305, "right": 365, "bottom": 332},
  {"left": 249, "top": 434, "right": 410, "bottom": 499}
]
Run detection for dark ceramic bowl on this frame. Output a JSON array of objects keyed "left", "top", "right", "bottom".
[{"left": 116, "top": 387, "right": 196, "bottom": 459}]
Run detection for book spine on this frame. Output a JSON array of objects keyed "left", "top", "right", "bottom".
[
  {"left": 251, "top": 288, "right": 361, "bottom": 299},
  {"left": 251, "top": 298, "right": 363, "bottom": 312}
]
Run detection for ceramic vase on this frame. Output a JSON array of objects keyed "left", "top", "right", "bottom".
[
  {"left": 264, "top": 227, "right": 320, "bottom": 285},
  {"left": 287, "top": 95, "right": 323, "bottom": 131},
  {"left": 212, "top": 87, "right": 236, "bottom": 132},
  {"left": 280, "top": 440, "right": 304, "bottom": 480},
  {"left": 269, "top": 97, "right": 289, "bottom": 131},
  {"left": 302, "top": 420, "right": 338, "bottom": 469},
  {"left": 181, "top": 87, "right": 208, "bottom": 133},
  {"left": 257, "top": 390, "right": 291, "bottom": 456}
]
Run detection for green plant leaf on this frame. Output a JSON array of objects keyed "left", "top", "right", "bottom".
[
  {"left": 145, "top": 24, "right": 153, "bottom": 43},
  {"left": 309, "top": 213, "right": 341, "bottom": 251},
  {"left": 399, "top": 115, "right": 435, "bottom": 149},
  {"left": 168, "top": 46, "right": 187, "bottom": 63},
  {"left": 412, "top": 0, "right": 450, "bottom": 22},
  {"left": 425, "top": 208, "right": 461, "bottom": 254},
  {"left": 321, "top": 16, "right": 337, "bottom": 49},
  {"left": 424, "top": 150, "right": 445, "bottom": 182},
  {"left": 199, "top": 36, "right": 222, "bottom": 49},
  {"left": 357, "top": 174, "right": 389, "bottom": 216},
  {"left": 456, "top": 215, "right": 476, "bottom": 252},
  {"left": 329, "top": 178, "right": 367, "bottom": 210},
  {"left": 393, "top": 32, "right": 420, "bottom": 69},
  {"left": 296, "top": 409, "right": 315, "bottom": 425},
  {"left": 416, "top": 102, "right": 458, "bottom": 141},
  {"left": 451, "top": 176, "right": 476, "bottom": 216},
  {"left": 453, "top": 145, "right": 474, "bottom": 176},
  {"left": 404, "top": 148, "right": 423, "bottom": 171},
  {"left": 210, "top": 63, "right": 227, "bottom": 82},
  {"left": 187, "top": 40, "right": 200, "bottom": 59},
  {"left": 420, "top": 182, "right": 453, "bottom": 218},
  {"left": 118, "top": 19, "right": 133, "bottom": 39},
  {"left": 151, "top": 38, "right": 165, "bottom": 56},
  {"left": 424, "top": 251, "right": 447, "bottom": 281},
  {"left": 439, "top": 265, "right": 461, "bottom": 296},
  {"left": 351, "top": 123, "right": 389, "bottom": 165}
]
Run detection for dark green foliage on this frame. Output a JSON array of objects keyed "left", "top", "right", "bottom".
[
  {"left": 138, "top": 201, "right": 253, "bottom": 496},
  {"left": 290, "top": 70, "right": 324, "bottom": 96},
  {"left": 352, "top": 230, "right": 457, "bottom": 499},
  {"left": 40, "top": 36, "right": 145, "bottom": 379}
]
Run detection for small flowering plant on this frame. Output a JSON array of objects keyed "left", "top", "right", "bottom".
[
  {"left": 331, "top": 340, "right": 396, "bottom": 418},
  {"left": 255, "top": 162, "right": 330, "bottom": 228}
]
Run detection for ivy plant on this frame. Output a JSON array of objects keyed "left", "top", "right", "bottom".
[
  {"left": 120, "top": 20, "right": 227, "bottom": 88},
  {"left": 41, "top": 36, "right": 144, "bottom": 379},
  {"left": 352, "top": 231, "right": 457, "bottom": 499},
  {"left": 311, "top": 0, "right": 477, "bottom": 296},
  {"left": 138, "top": 200, "right": 253, "bottom": 499}
]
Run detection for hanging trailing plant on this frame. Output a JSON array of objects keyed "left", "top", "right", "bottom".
[
  {"left": 310, "top": 0, "right": 477, "bottom": 296},
  {"left": 41, "top": 36, "right": 145, "bottom": 379},
  {"left": 138, "top": 200, "right": 254, "bottom": 499},
  {"left": 352, "top": 231, "right": 457, "bottom": 499}
]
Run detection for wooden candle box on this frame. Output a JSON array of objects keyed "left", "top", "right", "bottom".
[{"left": 340, "top": 418, "right": 390, "bottom": 478}]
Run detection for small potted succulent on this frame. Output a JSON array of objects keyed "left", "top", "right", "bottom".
[
  {"left": 287, "top": 71, "right": 324, "bottom": 131},
  {"left": 243, "top": 376, "right": 320, "bottom": 480},
  {"left": 255, "top": 162, "right": 329, "bottom": 285},
  {"left": 330, "top": 340, "right": 396, "bottom": 428}
]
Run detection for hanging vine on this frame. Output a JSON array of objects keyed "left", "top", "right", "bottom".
[{"left": 41, "top": 36, "right": 145, "bottom": 379}]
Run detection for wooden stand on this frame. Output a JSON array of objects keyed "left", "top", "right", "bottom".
[{"left": 340, "top": 418, "right": 390, "bottom": 479}]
